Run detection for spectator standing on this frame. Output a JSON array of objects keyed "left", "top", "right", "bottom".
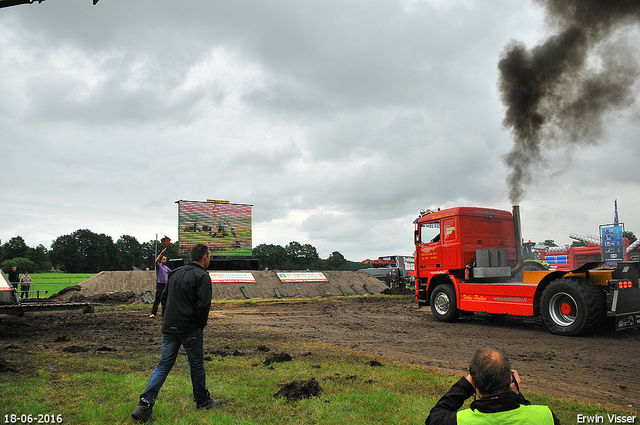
[
  {"left": 149, "top": 248, "right": 170, "bottom": 318},
  {"left": 425, "top": 346, "right": 560, "bottom": 425},
  {"left": 19, "top": 271, "right": 32, "bottom": 299},
  {"left": 389, "top": 268, "right": 399, "bottom": 289},
  {"left": 8, "top": 266, "right": 19, "bottom": 291},
  {"left": 132, "top": 244, "right": 220, "bottom": 423}
]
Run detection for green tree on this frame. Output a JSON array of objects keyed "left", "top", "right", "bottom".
[
  {"left": 300, "top": 244, "right": 320, "bottom": 269},
  {"left": 49, "top": 234, "right": 82, "bottom": 272},
  {"left": 0, "top": 238, "right": 50, "bottom": 272},
  {"left": 50, "top": 229, "right": 118, "bottom": 273},
  {"left": 570, "top": 240, "right": 588, "bottom": 247},
  {"left": 141, "top": 241, "right": 156, "bottom": 270},
  {"left": 542, "top": 239, "right": 557, "bottom": 247},
  {"left": 141, "top": 240, "right": 181, "bottom": 270},
  {"left": 76, "top": 229, "right": 118, "bottom": 272},
  {"left": 1, "top": 257, "right": 37, "bottom": 274},
  {"left": 343, "top": 259, "right": 366, "bottom": 271},
  {"left": 624, "top": 231, "right": 637, "bottom": 244},
  {"left": 253, "top": 243, "right": 287, "bottom": 270},
  {"left": 3, "top": 236, "right": 29, "bottom": 260},
  {"left": 326, "top": 251, "right": 347, "bottom": 270},
  {"left": 116, "top": 235, "right": 143, "bottom": 270},
  {"left": 27, "top": 244, "right": 51, "bottom": 272},
  {"left": 165, "top": 241, "right": 180, "bottom": 260},
  {"left": 285, "top": 241, "right": 304, "bottom": 268}
]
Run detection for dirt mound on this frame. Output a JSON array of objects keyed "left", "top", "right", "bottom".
[
  {"left": 382, "top": 287, "right": 413, "bottom": 295},
  {"left": 51, "top": 270, "right": 389, "bottom": 303},
  {"left": 264, "top": 352, "right": 292, "bottom": 366},
  {"left": 50, "top": 285, "right": 82, "bottom": 298},
  {"left": 69, "top": 291, "right": 138, "bottom": 305},
  {"left": 0, "top": 358, "right": 18, "bottom": 373},
  {"left": 274, "top": 378, "right": 322, "bottom": 401}
]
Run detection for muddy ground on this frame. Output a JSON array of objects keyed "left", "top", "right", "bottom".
[{"left": 1, "top": 294, "right": 639, "bottom": 412}]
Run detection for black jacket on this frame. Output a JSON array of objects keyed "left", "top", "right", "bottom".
[
  {"left": 8, "top": 269, "right": 19, "bottom": 283},
  {"left": 425, "top": 377, "right": 561, "bottom": 425},
  {"left": 160, "top": 262, "right": 212, "bottom": 334}
]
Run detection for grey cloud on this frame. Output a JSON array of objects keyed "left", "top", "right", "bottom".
[{"left": 1, "top": 0, "right": 638, "bottom": 260}]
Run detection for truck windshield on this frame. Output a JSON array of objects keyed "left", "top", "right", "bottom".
[{"left": 420, "top": 222, "right": 440, "bottom": 244}]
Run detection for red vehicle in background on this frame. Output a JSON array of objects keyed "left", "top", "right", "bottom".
[{"left": 540, "top": 238, "right": 629, "bottom": 271}]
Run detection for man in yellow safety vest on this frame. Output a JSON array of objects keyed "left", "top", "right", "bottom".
[{"left": 425, "top": 346, "right": 560, "bottom": 425}]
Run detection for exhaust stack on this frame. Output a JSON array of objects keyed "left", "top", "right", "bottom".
[{"left": 511, "top": 205, "right": 524, "bottom": 276}]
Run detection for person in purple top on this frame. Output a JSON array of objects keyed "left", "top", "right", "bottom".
[{"left": 150, "top": 248, "right": 170, "bottom": 318}]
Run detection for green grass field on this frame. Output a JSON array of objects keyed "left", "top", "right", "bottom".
[
  {"left": 25, "top": 273, "right": 94, "bottom": 298},
  {"left": 0, "top": 325, "right": 632, "bottom": 425}
]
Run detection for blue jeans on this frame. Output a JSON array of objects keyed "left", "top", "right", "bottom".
[{"left": 140, "top": 328, "right": 209, "bottom": 406}]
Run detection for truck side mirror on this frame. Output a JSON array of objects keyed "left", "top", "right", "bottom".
[{"left": 415, "top": 230, "right": 420, "bottom": 244}]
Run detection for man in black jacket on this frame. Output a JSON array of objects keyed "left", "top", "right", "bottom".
[
  {"left": 8, "top": 266, "right": 19, "bottom": 291},
  {"left": 425, "top": 346, "right": 560, "bottom": 425},
  {"left": 132, "top": 244, "right": 220, "bottom": 423}
]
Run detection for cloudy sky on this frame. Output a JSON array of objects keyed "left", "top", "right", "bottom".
[{"left": 1, "top": 0, "right": 639, "bottom": 262}]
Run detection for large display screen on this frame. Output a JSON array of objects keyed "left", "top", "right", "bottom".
[{"left": 178, "top": 200, "right": 252, "bottom": 257}]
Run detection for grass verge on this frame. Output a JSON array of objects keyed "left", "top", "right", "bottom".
[
  {"left": 1, "top": 331, "right": 635, "bottom": 425},
  {"left": 26, "top": 273, "right": 94, "bottom": 298}
]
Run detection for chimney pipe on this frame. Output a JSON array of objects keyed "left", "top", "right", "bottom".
[{"left": 511, "top": 205, "right": 524, "bottom": 276}]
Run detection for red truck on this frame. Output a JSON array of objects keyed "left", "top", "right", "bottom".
[{"left": 414, "top": 206, "right": 640, "bottom": 335}]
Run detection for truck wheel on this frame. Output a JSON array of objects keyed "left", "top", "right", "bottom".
[
  {"left": 430, "top": 284, "right": 459, "bottom": 322},
  {"left": 540, "top": 278, "right": 605, "bottom": 336}
]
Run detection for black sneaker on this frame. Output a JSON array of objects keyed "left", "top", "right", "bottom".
[
  {"left": 196, "top": 398, "right": 222, "bottom": 410},
  {"left": 131, "top": 399, "right": 153, "bottom": 423}
]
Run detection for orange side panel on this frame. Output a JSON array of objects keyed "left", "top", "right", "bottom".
[
  {"left": 522, "top": 270, "right": 555, "bottom": 284},
  {"left": 457, "top": 283, "right": 537, "bottom": 316},
  {"left": 564, "top": 269, "right": 612, "bottom": 287}
]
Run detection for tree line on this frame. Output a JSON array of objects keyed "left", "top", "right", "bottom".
[
  {"left": 252, "top": 242, "right": 363, "bottom": 271},
  {"left": 0, "top": 231, "right": 179, "bottom": 273},
  {"left": 0, "top": 230, "right": 363, "bottom": 273},
  {"left": 8, "top": 230, "right": 633, "bottom": 274}
]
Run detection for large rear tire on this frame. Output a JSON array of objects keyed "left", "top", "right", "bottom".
[
  {"left": 540, "top": 278, "right": 605, "bottom": 336},
  {"left": 430, "top": 284, "right": 459, "bottom": 322}
]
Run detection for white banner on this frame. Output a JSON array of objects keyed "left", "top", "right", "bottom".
[
  {"left": 208, "top": 272, "right": 256, "bottom": 283},
  {"left": 277, "top": 272, "right": 328, "bottom": 283}
]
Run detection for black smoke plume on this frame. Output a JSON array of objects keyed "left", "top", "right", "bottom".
[{"left": 499, "top": 0, "right": 640, "bottom": 204}]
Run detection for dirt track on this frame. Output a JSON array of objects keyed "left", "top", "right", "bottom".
[
  {"left": 209, "top": 295, "right": 640, "bottom": 410},
  {"left": 1, "top": 295, "right": 639, "bottom": 411}
]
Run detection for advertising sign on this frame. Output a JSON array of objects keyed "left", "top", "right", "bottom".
[
  {"left": 277, "top": 272, "right": 328, "bottom": 283},
  {"left": 178, "top": 200, "right": 252, "bottom": 257},
  {"left": 208, "top": 272, "right": 256, "bottom": 283},
  {"left": 599, "top": 224, "right": 625, "bottom": 267}
]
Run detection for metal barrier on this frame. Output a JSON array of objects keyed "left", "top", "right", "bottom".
[{"left": 11, "top": 281, "right": 80, "bottom": 299}]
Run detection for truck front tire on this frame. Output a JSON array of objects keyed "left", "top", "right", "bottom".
[
  {"left": 540, "top": 278, "right": 605, "bottom": 336},
  {"left": 430, "top": 284, "right": 459, "bottom": 322}
]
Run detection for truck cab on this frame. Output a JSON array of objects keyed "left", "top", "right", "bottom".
[{"left": 415, "top": 207, "right": 520, "bottom": 306}]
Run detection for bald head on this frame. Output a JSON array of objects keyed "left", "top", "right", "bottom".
[{"left": 468, "top": 347, "right": 512, "bottom": 396}]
